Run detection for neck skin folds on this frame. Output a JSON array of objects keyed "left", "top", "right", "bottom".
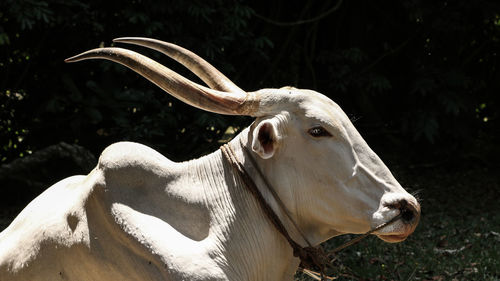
[{"left": 177, "top": 130, "right": 310, "bottom": 280}]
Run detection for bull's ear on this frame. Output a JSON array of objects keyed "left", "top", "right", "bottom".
[{"left": 251, "top": 120, "right": 279, "bottom": 159}]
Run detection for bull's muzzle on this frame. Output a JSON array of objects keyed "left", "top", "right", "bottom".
[{"left": 376, "top": 198, "right": 421, "bottom": 243}]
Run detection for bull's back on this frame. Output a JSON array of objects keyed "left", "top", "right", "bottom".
[
  {"left": 0, "top": 175, "right": 92, "bottom": 280},
  {"left": 0, "top": 142, "right": 178, "bottom": 280}
]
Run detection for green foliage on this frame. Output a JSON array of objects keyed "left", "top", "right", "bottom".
[
  {"left": 0, "top": 0, "right": 498, "bottom": 163},
  {"left": 0, "top": 90, "right": 30, "bottom": 162},
  {"left": 0, "top": 0, "right": 268, "bottom": 162},
  {"left": 6, "top": 0, "right": 54, "bottom": 30}
]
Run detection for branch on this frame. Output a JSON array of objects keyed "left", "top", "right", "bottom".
[
  {"left": 254, "top": 0, "right": 343, "bottom": 27},
  {"left": 359, "top": 36, "right": 413, "bottom": 75}
]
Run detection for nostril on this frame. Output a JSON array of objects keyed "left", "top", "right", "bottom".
[
  {"left": 385, "top": 199, "right": 417, "bottom": 223},
  {"left": 400, "top": 199, "right": 420, "bottom": 223},
  {"left": 385, "top": 199, "right": 407, "bottom": 210},
  {"left": 401, "top": 207, "right": 414, "bottom": 222}
]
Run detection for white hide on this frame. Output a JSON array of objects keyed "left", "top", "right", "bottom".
[{"left": 0, "top": 89, "right": 419, "bottom": 281}]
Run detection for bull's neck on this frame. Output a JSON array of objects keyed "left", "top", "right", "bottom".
[{"left": 181, "top": 133, "right": 300, "bottom": 281}]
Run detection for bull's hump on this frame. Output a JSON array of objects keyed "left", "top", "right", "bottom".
[{"left": 97, "top": 142, "right": 180, "bottom": 185}]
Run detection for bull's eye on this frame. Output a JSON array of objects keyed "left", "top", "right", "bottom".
[{"left": 308, "top": 126, "right": 332, "bottom": 137}]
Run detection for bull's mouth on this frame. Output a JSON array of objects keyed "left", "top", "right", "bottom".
[
  {"left": 376, "top": 233, "right": 409, "bottom": 243},
  {"left": 374, "top": 214, "right": 419, "bottom": 243},
  {"left": 373, "top": 214, "right": 418, "bottom": 243}
]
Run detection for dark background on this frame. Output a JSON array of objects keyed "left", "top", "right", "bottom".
[
  {"left": 1, "top": 0, "right": 499, "bottom": 206},
  {"left": 1, "top": 1, "right": 500, "bottom": 279},
  {"left": 2, "top": 0, "right": 499, "bottom": 164}
]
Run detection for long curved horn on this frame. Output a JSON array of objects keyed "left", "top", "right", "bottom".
[
  {"left": 65, "top": 47, "right": 258, "bottom": 115},
  {"left": 113, "top": 37, "right": 245, "bottom": 95}
]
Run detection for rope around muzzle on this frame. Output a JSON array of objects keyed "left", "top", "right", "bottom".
[{"left": 220, "top": 143, "right": 402, "bottom": 281}]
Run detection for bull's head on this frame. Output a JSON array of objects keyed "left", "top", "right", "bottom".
[{"left": 66, "top": 38, "right": 420, "bottom": 244}]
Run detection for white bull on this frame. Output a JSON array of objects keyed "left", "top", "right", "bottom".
[{"left": 0, "top": 38, "right": 420, "bottom": 281}]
